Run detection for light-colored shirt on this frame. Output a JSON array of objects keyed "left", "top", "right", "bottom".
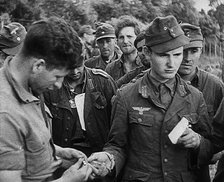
[{"left": 0, "top": 58, "right": 59, "bottom": 182}]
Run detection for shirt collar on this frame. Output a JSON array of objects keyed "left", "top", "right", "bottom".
[
  {"left": 3, "top": 57, "right": 39, "bottom": 103},
  {"left": 138, "top": 70, "right": 182, "bottom": 98},
  {"left": 148, "top": 71, "right": 176, "bottom": 95}
]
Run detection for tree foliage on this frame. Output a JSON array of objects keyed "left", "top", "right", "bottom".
[
  {"left": 163, "top": 0, "right": 199, "bottom": 25},
  {"left": 213, "top": 4, "right": 224, "bottom": 32},
  {"left": 0, "top": 0, "right": 223, "bottom": 56}
]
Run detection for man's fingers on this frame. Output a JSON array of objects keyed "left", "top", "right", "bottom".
[
  {"left": 90, "top": 163, "right": 99, "bottom": 174},
  {"left": 88, "top": 154, "right": 97, "bottom": 162},
  {"left": 71, "top": 158, "right": 84, "bottom": 170},
  {"left": 71, "top": 150, "right": 87, "bottom": 159},
  {"left": 85, "top": 166, "right": 93, "bottom": 181}
]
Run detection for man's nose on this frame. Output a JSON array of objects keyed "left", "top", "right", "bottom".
[
  {"left": 183, "top": 51, "right": 191, "bottom": 62},
  {"left": 167, "top": 57, "right": 175, "bottom": 67}
]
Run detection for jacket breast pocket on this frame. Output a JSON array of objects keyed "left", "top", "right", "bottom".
[
  {"left": 129, "top": 111, "right": 154, "bottom": 151},
  {"left": 91, "top": 92, "right": 107, "bottom": 109},
  {"left": 177, "top": 112, "right": 199, "bottom": 125}
]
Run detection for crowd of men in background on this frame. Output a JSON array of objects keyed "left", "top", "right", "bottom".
[{"left": 1, "top": 14, "right": 224, "bottom": 182}]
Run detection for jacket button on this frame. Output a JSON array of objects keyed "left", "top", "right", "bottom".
[
  {"left": 164, "top": 172, "right": 168, "bottom": 176},
  {"left": 137, "top": 118, "right": 142, "bottom": 122},
  {"left": 64, "top": 138, "right": 68, "bottom": 142},
  {"left": 67, "top": 117, "right": 70, "bottom": 120},
  {"left": 164, "top": 130, "right": 169, "bottom": 134},
  {"left": 164, "top": 145, "right": 168, "bottom": 149},
  {"left": 66, "top": 128, "right": 69, "bottom": 131},
  {"left": 164, "top": 158, "right": 168, "bottom": 163}
]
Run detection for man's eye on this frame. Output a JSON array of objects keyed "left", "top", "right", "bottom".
[
  {"left": 137, "top": 47, "right": 143, "bottom": 52},
  {"left": 174, "top": 53, "right": 182, "bottom": 57},
  {"left": 191, "top": 49, "right": 198, "bottom": 53}
]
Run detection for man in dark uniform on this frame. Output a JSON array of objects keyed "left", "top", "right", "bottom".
[
  {"left": 85, "top": 23, "right": 121, "bottom": 70},
  {"left": 116, "top": 31, "right": 150, "bottom": 88},
  {"left": 44, "top": 52, "right": 117, "bottom": 180},
  {"left": 105, "top": 15, "right": 142, "bottom": 81},
  {"left": 178, "top": 23, "right": 224, "bottom": 182},
  {"left": 88, "top": 15, "right": 211, "bottom": 182}
]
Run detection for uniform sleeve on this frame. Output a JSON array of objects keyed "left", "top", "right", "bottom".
[
  {"left": 211, "top": 98, "right": 224, "bottom": 153},
  {"left": 0, "top": 112, "right": 25, "bottom": 170},
  {"left": 198, "top": 94, "right": 224, "bottom": 166},
  {"left": 116, "top": 66, "right": 144, "bottom": 88},
  {"left": 195, "top": 92, "right": 212, "bottom": 137},
  {"left": 101, "top": 76, "right": 117, "bottom": 127},
  {"left": 213, "top": 79, "right": 224, "bottom": 115},
  {"left": 104, "top": 90, "right": 128, "bottom": 175},
  {"left": 190, "top": 92, "right": 212, "bottom": 168},
  {"left": 196, "top": 93, "right": 214, "bottom": 166}
]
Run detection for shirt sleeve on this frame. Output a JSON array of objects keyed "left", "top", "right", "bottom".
[{"left": 0, "top": 112, "right": 25, "bottom": 170}]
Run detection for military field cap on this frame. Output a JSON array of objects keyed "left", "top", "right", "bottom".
[
  {"left": 181, "top": 23, "right": 203, "bottom": 49},
  {"left": 79, "top": 25, "right": 95, "bottom": 36},
  {"left": 95, "top": 23, "right": 116, "bottom": 41},
  {"left": 145, "top": 15, "right": 189, "bottom": 53},
  {"left": 0, "top": 22, "right": 27, "bottom": 55}
]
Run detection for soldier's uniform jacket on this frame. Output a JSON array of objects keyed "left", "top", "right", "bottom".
[
  {"left": 116, "top": 66, "right": 148, "bottom": 88},
  {"left": 85, "top": 49, "right": 121, "bottom": 70},
  {"left": 191, "top": 68, "right": 224, "bottom": 182},
  {"left": 105, "top": 54, "right": 143, "bottom": 81},
  {"left": 104, "top": 72, "right": 211, "bottom": 182},
  {"left": 189, "top": 67, "right": 224, "bottom": 120},
  {"left": 44, "top": 67, "right": 117, "bottom": 154}
]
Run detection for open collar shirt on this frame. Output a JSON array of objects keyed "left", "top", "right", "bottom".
[{"left": 0, "top": 57, "right": 59, "bottom": 182}]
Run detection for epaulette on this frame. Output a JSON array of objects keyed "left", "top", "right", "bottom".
[{"left": 91, "top": 68, "right": 109, "bottom": 78}]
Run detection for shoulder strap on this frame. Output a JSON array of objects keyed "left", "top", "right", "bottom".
[{"left": 91, "top": 68, "right": 110, "bottom": 78}]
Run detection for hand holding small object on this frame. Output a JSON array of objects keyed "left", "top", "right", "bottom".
[{"left": 87, "top": 152, "right": 115, "bottom": 178}]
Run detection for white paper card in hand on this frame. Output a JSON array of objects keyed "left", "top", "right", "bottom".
[
  {"left": 75, "top": 93, "right": 86, "bottom": 131},
  {"left": 168, "top": 117, "right": 189, "bottom": 144}
]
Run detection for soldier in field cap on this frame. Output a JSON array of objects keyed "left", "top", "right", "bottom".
[
  {"left": 177, "top": 23, "right": 224, "bottom": 182},
  {"left": 87, "top": 15, "right": 211, "bottom": 182},
  {"left": 0, "top": 22, "right": 26, "bottom": 66},
  {"left": 79, "top": 24, "right": 96, "bottom": 60},
  {"left": 0, "top": 22, "right": 26, "bottom": 55},
  {"left": 85, "top": 22, "right": 121, "bottom": 70}
]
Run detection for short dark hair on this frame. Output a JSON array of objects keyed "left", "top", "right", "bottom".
[
  {"left": 115, "top": 15, "right": 141, "bottom": 38},
  {"left": 22, "top": 16, "right": 83, "bottom": 70}
]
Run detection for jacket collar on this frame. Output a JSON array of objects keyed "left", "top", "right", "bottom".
[
  {"left": 138, "top": 70, "right": 190, "bottom": 99},
  {"left": 3, "top": 57, "right": 39, "bottom": 104},
  {"left": 118, "top": 54, "right": 143, "bottom": 68},
  {"left": 138, "top": 71, "right": 192, "bottom": 121}
]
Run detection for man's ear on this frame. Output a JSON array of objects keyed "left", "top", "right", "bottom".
[{"left": 32, "top": 59, "right": 46, "bottom": 74}]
